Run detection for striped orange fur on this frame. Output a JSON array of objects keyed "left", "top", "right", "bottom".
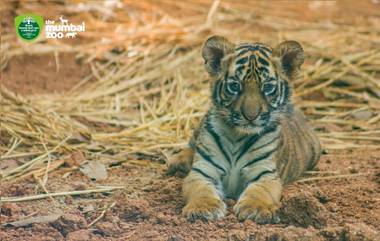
[{"left": 167, "top": 36, "right": 321, "bottom": 223}]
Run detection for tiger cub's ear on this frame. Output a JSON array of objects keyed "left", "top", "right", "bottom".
[
  {"left": 202, "top": 35, "right": 234, "bottom": 77},
  {"left": 272, "top": 40, "right": 304, "bottom": 80}
]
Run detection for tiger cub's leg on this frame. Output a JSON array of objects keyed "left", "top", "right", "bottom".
[
  {"left": 234, "top": 175, "right": 282, "bottom": 224},
  {"left": 182, "top": 161, "right": 225, "bottom": 221},
  {"left": 166, "top": 147, "right": 194, "bottom": 176}
]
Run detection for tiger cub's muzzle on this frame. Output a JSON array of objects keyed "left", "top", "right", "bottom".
[
  {"left": 231, "top": 90, "right": 271, "bottom": 127},
  {"left": 230, "top": 109, "right": 271, "bottom": 128}
]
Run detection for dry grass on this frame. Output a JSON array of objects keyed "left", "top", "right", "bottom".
[
  {"left": 1, "top": 1, "right": 380, "bottom": 183},
  {"left": 1, "top": 186, "right": 124, "bottom": 203}
]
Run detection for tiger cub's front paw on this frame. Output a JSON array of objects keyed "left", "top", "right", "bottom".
[
  {"left": 233, "top": 196, "right": 279, "bottom": 224},
  {"left": 182, "top": 197, "right": 226, "bottom": 222},
  {"left": 166, "top": 148, "right": 193, "bottom": 176}
]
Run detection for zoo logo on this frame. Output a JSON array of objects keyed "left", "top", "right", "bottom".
[
  {"left": 45, "top": 15, "right": 86, "bottom": 39},
  {"left": 15, "top": 14, "right": 44, "bottom": 42}
]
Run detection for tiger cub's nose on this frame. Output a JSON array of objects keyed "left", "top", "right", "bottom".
[{"left": 241, "top": 104, "right": 261, "bottom": 121}]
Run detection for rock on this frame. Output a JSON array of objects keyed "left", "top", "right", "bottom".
[
  {"left": 51, "top": 212, "right": 87, "bottom": 236},
  {"left": 79, "top": 161, "right": 108, "bottom": 181}
]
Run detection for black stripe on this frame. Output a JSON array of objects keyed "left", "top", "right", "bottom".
[
  {"left": 246, "top": 169, "right": 276, "bottom": 185},
  {"left": 243, "top": 147, "right": 277, "bottom": 168},
  {"left": 192, "top": 167, "right": 217, "bottom": 184},
  {"left": 236, "top": 56, "right": 248, "bottom": 65},
  {"left": 237, "top": 48, "right": 253, "bottom": 57},
  {"left": 205, "top": 119, "right": 231, "bottom": 165},
  {"left": 235, "top": 66, "right": 244, "bottom": 77},
  {"left": 273, "top": 81, "right": 283, "bottom": 106},
  {"left": 218, "top": 72, "right": 229, "bottom": 105},
  {"left": 212, "top": 80, "right": 221, "bottom": 105},
  {"left": 278, "top": 81, "right": 284, "bottom": 105},
  {"left": 236, "top": 45, "right": 254, "bottom": 51},
  {"left": 257, "top": 66, "right": 268, "bottom": 74},
  {"left": 243, "top": 70, "right": 251, "bottom": 82},
  {"left": 236, "top": 135, "right": 248, "bottom": 143},
  {"left": 236, "top": 124, "right": 277, "bottom": 161},
  {"left": 195, "top": 145, "right": 226, "bottom": 175},
  {"left": 249, "top": 134, "right": 280, "bottom": 154},
  {"left": 283, "top": 81, "right": 290, "bottom": 103},
  {"left": 259, "top": 49, "right": 270, "bottom": 58},
  {"left": 236, "top": 44, "right": 271, "bottom": 56},
  {"left": 249, "top": 54, "right": 256, "bottom": 63},
  {"left": 255, "top": 44, "right": 271, "bottom": 53},
  {"left": 258, "top": 56, "right": 270, "bottom": 67},
  {"left": 235, "top": 134, "right": 261, "bottom": 160},
  {"left": 219, "top": 81, "right": 228, "bottom": 105}
]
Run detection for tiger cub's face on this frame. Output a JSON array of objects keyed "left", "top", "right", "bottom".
[{"left": 202, "top": 36, "right": 304, "bottom": 134}]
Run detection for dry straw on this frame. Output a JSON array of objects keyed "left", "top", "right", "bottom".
[{"left": 1, "top": 1, "right": 379, "bottom": 184}]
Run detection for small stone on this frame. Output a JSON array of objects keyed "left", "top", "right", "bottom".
[
  {"left": 154, "top": 213, "right": 166, "bottom": 224},
  {"left": 167, "top": 235, "right": 183, "bottom": 241},
  {"left": 314, "top": 190, "right": 330, "bottom": 204},
  {"left": 328, "top": 203, "right": 339, "bottom": 212},
  {"left": 51, "top": 212, "right": 87, "bottom": 236},
  {"left": 65, "top": 196, "right": 74, "bottom": 205},
  {"left": 348, "top": 167, "right": 358, "bottom": 174}
]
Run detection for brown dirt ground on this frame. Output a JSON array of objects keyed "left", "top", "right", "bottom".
[
  {"left": 1, "top": 149, "right": 379, "bottom": 240},
  {"left": 1, "top": 1, "right": 380, "bottom": 241},
  {"left": 1, "top": 52, "right": 92, "bottom": 95}
]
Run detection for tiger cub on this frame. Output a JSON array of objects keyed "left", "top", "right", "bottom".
[{"left": 167, "top": 36, "right": 321, "bottom": 224}]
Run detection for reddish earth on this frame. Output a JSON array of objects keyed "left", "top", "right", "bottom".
[
  {"left": 1, "top": 149, "right": 379, "bottom": 240},
  {"left": 1, "top": 1, "right": 380, "bottom": 241},
  {"left": 1, "top": 52, "right": 91, "bottom": 95}
]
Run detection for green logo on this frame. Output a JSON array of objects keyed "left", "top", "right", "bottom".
[{"left": 15, "top": 14, "right": 44, "bottom": 42}]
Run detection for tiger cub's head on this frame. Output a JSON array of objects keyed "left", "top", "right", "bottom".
[{"left": 202, "top": 35, "right": 304, "bottom": 134}]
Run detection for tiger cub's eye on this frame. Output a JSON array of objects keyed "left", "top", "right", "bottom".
[
  {"left": 226, "top": 81, "right": 241, "bottom": 95},
  {"left": 262, "top": 82, "right": 277, "bottom": 95}
]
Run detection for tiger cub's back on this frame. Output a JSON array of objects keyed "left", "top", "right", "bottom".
[{"left": 276, "top": 108, "right": 321, "bottom": 184}]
